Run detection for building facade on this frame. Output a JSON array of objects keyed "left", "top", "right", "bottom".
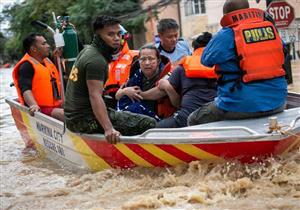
[{"left": 140, "top": 0, "right": 300, "bottom": 59}]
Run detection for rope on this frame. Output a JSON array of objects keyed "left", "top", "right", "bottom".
[
  {"left": 268, "top": 123, "right": 300, "bottom": 138},
  {"left": 267, "top": 122, "right": 300, "bottom": 154},
  {"left": 268, "top": 119, "right": 300, "bottom": 151}
]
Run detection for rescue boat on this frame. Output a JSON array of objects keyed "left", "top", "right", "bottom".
[{"left": 5, "top": 93, "right": 300, "bottom": 171}]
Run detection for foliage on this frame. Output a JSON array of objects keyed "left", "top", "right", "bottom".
[
  {"left": 124, "top": 14, "right": 146, "bottom": 34},
  {"left": 0, "top": 32, "right": 8, "bottom": 63},
  {"left": 3, "top": 36, "right": 21, "bottom": 62},
  {"left": 1, "top": 0, "right": 145, "bottom": 60},
  {"left": 67, "top": 0, "right": 144, "bottom": 43},
  {"left": 1, "top": 0, "right": 75, "bottom": 59}
]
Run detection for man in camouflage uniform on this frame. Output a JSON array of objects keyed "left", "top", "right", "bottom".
[{"left": 64, "top": 16, "right": 156, "bottom": 143}]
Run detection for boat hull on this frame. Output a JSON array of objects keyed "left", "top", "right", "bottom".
[{"left": 7, "top": 98, "right": 300, "bottom": 171}]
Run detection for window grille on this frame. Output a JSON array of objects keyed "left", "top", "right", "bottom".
[{"left": 184, "top": 0, "right": 206, "bottom": 16}]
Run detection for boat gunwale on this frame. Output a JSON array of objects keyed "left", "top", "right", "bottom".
[
  {"left": 6, "top": 97, "right": 300, "bottom": 145},
  {"left": 5, "top": 97, "right": 64, "bottom": 130},
  {"left": 83, "top": 130, "right": 299, "bottom": 144}
]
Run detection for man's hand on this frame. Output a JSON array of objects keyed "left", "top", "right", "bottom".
[
  {"left": 29, "top": 104, "right": 40, "bottom": 116},
  {"left": 124, "top": 86, "right": 143, "bottom": 101},
  {"left": 53, "top": 47, "right": 63, "bottom": 57},
  {"left": 104, "top": 128, "right": 121, "bottom": 144}
]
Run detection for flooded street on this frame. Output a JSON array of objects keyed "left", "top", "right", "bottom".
[{"left": 1, "top": 65, "right": 300, "bottom": 210}]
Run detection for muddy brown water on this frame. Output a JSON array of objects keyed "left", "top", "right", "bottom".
[{"left": 1, "top": 67, "right": 300, "bottom": 210}]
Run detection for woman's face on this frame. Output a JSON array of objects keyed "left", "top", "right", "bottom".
[{"left": 139, "top": 48, "right": 159, "bottom": 79}]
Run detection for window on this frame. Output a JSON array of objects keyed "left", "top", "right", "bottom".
[{"left": 184, "top": 0, "right": 206, "bottom": 16}]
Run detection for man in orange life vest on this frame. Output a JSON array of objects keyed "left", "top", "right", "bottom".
[
  {"left": 103, "top": 25, "right": 139, "bottom": 108},
  {"left": 13, "top": 33, "right": 64, "bottom": 121},
  {"left": 188, "top": 0, "right": 287, "bottom": 125},
  {"left": 140, "top": 32, "right": 217, "bottom": 128}
]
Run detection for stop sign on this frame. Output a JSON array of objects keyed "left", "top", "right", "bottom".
[{"left": 267, "top": 1, "right": 295, "bottom": 28}]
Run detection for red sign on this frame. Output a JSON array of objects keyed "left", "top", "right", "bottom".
[{"left": 267, "top": 1, "right": 295, "bottom": 28}]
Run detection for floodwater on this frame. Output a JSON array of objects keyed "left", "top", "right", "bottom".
[{"left": 1, "top": 66, "right": 300, "bottom": 210}]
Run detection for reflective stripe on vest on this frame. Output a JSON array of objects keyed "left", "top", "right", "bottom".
[
  {"left": 220, "top": 8, "right": 285, "bottom": 83},
  {"left": 12, "top": 53, "right": 62, "bottom": 106}
]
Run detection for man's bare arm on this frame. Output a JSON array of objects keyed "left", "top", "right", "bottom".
[
  {"left": 87, "top": 80, "right": 120, "bottom": 143},
  {"left": 140, "top": 86, "right": 167, "bottom": 100},
  {"left": 87, "top": 80, "right": 112, "bottom": 130},
  {"left": 23, "top": 90, "right": 38, "bottom": 106},
  {"left": 23, "top": 90, "right": 40, "bottom": 115},
  {"left": 164, "top": 83, "right": 181, "bottom": 108},
  {"left": 158, "top": 80, "right": 181, "bottom": 108}
]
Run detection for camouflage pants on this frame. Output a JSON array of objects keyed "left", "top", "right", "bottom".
[{"left": 66, "top": 109, "right": 156, "bottom": 136}]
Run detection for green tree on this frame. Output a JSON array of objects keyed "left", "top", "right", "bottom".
[
  {"left": 0, "top": 32, "right": 8, "bottom": 63},
  {"left": 1, "top": 0, "right": 75, "bottom": 59},
  {"left": 67, "top": 0, "right": 144, "bottom": 44},
  {"left": 1, "top": 0, "right": 145, "bottom": 60}
]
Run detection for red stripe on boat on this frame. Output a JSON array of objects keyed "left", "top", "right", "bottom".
[
  {"left": 274, "top": 134, "right": 300, "bottom": 155},
  {"left": 126, "top": 144, "right": 171, "bottom": 167},
  {"left": 193, "top": 141, "right": 279, "bottom": 162},
  {"left": 82, "top": 137, "right": 136, "bottom": 168},
  {"left": 157, "top": 145, "right": 198, "bottom": 163}
]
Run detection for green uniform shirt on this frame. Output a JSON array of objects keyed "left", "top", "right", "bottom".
[{"left": 64, "top": 35, "right": 112, "bottom": 122}]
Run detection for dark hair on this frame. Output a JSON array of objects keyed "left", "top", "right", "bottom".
[
  {"left": 93, "top": 15, "right": 121, "bottom": 32},
  {"left": 223, "top": 0, "right": 249, "bottom": 14},
  {"left": 138, "top": 43, "right": 160, "bottom": 59},
  {"left": 157, "top": 18, "right": 179, "bottom": 34},
  {"left": 23, "top": 33, "right": 43, "bottom": 53},
  {"left": 192, "top": 32, "right": 212, "bottom": 50}
]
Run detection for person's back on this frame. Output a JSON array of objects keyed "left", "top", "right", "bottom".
[
  {"left": 177, "top": 44, "right": 217, "bottom": 124},
  {"left": 188, "top": 0, "right": 287, "bottom": 126},
  {"left": 158, "top": 65, "right": 216, "bottom": 128},
  {"left": 140, "top": 32, "right": 217, "bottom": 128}
]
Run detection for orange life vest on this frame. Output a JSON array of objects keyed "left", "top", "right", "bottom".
[
  {"left": 219, "top": 8, "right": 285, "bottom": 83},
  {"left": 156, "top": 61, "right": 177, "bottom": 118},
  {"left": 180, "top": 47, "right": 217, "bottom": 79},
  {"left": 105, "top": 42, "right": 139, "bottom": 95},
  {"left": 13, "top": 53, "right": 62, "bottom": 107}
]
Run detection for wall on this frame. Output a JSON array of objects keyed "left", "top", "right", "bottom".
[
  {"left": 141, "top": 0, "right": 180, "bottom": 43},
  {"left": 179, "top": 0, "right": 299, "bottom": 58},
  {"left": 138, "top": 0, "right": 299, "bottom": 58}
]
